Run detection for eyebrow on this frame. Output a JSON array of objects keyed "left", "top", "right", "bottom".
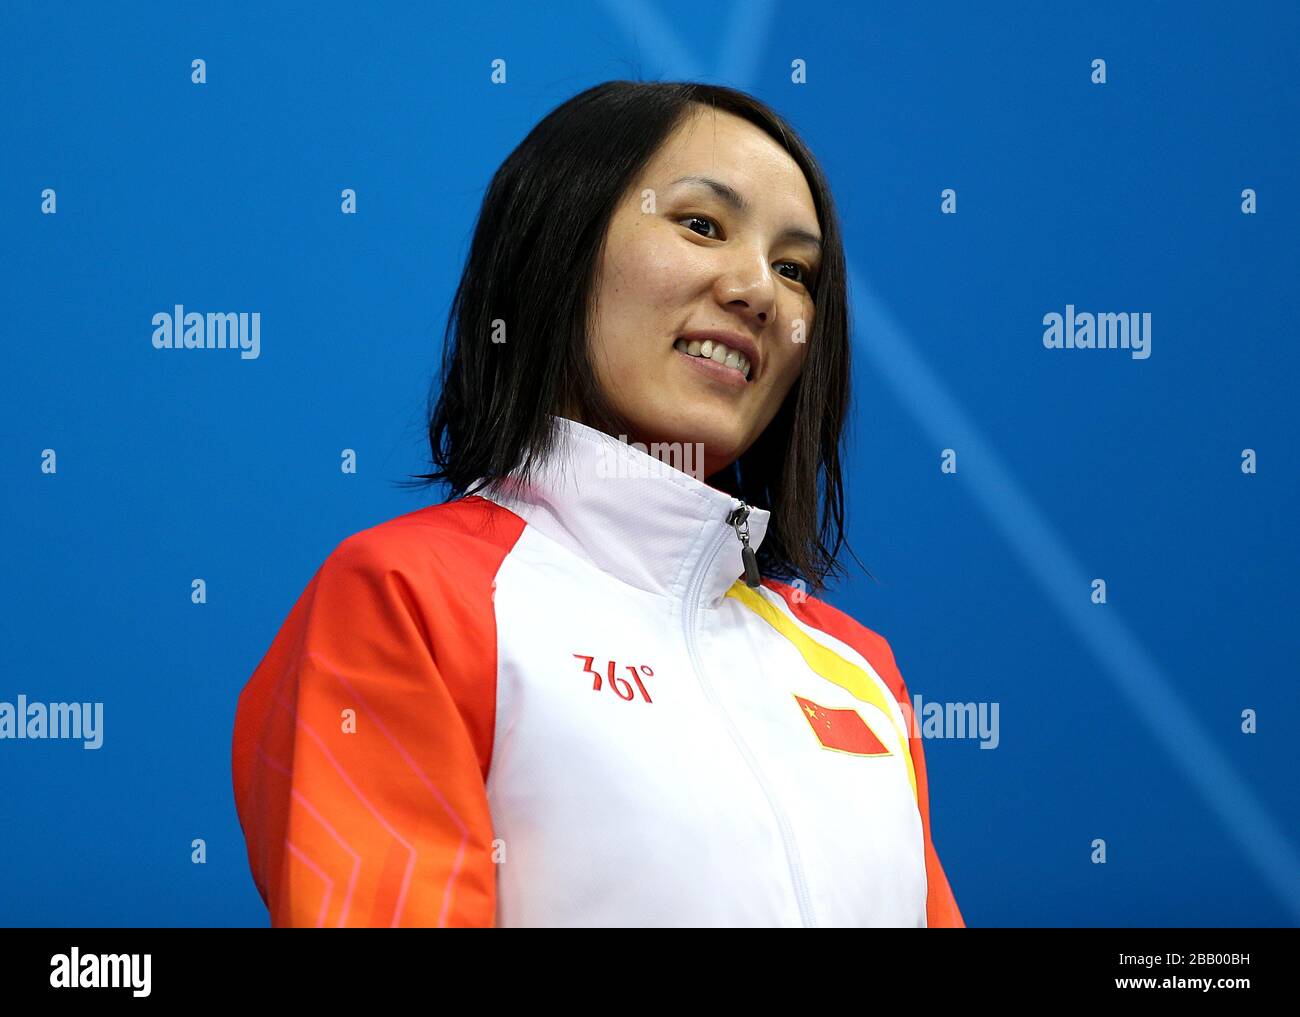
[{"left": 669, "top": 175, "right": 823, "bottom": 253}]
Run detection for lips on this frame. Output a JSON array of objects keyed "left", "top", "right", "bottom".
[
  {"left": 676, "top": 329, "right": 761, "bottom": 383},
  {"left": 674, "top": 338, "right": 752, "bottom": 381}
]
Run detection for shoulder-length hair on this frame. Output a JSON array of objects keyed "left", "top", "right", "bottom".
[{"left": 402, "top": 80, "right": 866, "bottom": 592}]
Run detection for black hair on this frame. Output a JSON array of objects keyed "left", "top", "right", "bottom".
[{"left": 399, "top": 80, "right": 868, "bottom": 592}]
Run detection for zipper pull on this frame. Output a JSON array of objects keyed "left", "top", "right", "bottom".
[{"left": 727, "top": 502, "right": 762, "bottom": 588}]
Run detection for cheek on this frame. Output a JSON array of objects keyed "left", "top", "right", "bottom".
[
  {"left": 769, "top": 341, "right": 805, "bottom": 387},
  {"left": 600, "top": 222, "right": 699, "bottom": 318},
  {"left": 773, "top": 299, "right": 813, "bottom": 372},
  {"left": 589, "top": 225, "right": 690, "bottom": 381}
]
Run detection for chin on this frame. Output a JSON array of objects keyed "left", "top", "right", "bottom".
[{"left": 645, "top": 411, "right": 747, "bottom": 472}]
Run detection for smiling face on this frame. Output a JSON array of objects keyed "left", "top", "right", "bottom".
[{"left": 580, "top": 105, "right": 822, "bottom": 480}]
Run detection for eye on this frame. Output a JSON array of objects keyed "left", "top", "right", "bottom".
[
  {"left": 776, "top": 261, "right": 814, "bottom": 286},
  {"left": 774, "top": 261, "right": 816, "bottom": 288},
  {"left": 678, "top": 214, "right": 721, "bottom": 239}
]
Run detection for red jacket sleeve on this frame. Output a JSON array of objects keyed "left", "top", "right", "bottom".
[
  {"left": 877, "top": 639, "right": 965, "bottom": 928},
  {"left": 231, "top": 530, "right": 499, "bottom": 927},
  {"left": 902, "top": 698, "right": 966, "bottom": 927}
]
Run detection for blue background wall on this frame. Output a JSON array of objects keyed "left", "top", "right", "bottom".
[{"left": 2, "top": 0, "right": 1296, "bottom": 926}]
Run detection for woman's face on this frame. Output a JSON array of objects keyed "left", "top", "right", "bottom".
[{"left": 583, "top": 106, "right": 822, "bottom": 481}]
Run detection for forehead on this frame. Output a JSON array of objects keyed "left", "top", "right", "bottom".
[{"left": 643, "top": 107, "right": 817, "bottom": 221}]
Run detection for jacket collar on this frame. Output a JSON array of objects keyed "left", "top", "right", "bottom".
[{"left": 471, "top": 414, "right": 771, "bottom": 608}]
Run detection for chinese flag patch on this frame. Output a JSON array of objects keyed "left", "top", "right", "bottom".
[{"left": 793, "top": 695, "right": 891, "bottom": 756}]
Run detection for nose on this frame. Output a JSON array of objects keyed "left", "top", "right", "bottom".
[{"left": 713, "top": 248, "right": 776, "bottom": 327}]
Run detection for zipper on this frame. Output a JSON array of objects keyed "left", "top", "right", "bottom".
[
  {"left": 681, "top": 499, "right": 817, "bottom": 927},
  {"left": 727, "top": 504, "right": 763, "bottom": 588}
]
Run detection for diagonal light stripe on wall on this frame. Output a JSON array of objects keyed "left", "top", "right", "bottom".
[
  {"left": 598, "top": 0, "right": 706, "bottom": 80},
  {"left": 848, "top": 269, "right": 1300, "bottom": 922},
  {"left": 718, "top": 0, "right": 777, "bottom": 88}
]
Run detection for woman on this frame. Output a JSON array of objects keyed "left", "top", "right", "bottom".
[{"left": 231, "top": 81, "right": 964, "bottom": 928}]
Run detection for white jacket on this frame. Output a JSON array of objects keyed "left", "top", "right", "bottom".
[{"left": 232, "top": 414, "right": 964, "bottom": 927}]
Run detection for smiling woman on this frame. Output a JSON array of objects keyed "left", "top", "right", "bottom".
[
  {"left": 231, "top": 80, "right": 965, "bottom": 929},
  {"left": 424, "top": 81, "right": 851, "bottom": 579},
  {"left": 583, "top": 109, "right": 824, "bottom": 480}
]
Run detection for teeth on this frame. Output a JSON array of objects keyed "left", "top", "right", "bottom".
[{"left": 674, "top": 337, "right": 752, "bottom": 379}]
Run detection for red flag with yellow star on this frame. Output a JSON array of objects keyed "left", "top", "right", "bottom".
[{"left": 794, "top": 695, "right": 891, "bottom": 756}]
